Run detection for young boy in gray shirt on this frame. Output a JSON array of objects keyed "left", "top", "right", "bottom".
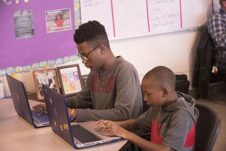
[{"left": 98, "top": 66, "right": 199, "bottom": 151}]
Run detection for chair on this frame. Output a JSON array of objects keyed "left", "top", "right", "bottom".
[
  {"left": 193, "top": 25, "right": 226, "bottom": 98},
  {"left": 175, "top": 74, "right": 190, "bottom": 94},
  {"left": 192, "top": 25, "right": 215, "bottom": 98},
  {"left": 195, "top": 103, "right": 221, "bottom": 151}
]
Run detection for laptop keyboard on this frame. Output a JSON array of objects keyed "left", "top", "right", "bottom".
[
  {"left": 32, "top": 110, "right": 49, "bottom": 125},
  {"left": 71, "top": 124, "right": 101, "bottom": 143}
]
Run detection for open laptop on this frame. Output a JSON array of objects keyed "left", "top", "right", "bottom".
[
  {"left": 43, "top": 85, "right": 121, "bottom": 149},
  {"left": 6, "top": 74, "right": 49, "bottom": 128}
]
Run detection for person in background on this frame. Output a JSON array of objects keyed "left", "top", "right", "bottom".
[
  {"left": 34, "top": 20, "right": 143, "bottom": 122},
  {"left": 207, "top": 0, "right": 226, "bottom": 74},
  {"left": 54, "top": 13, "right": 64, "bottom": 27},
  {"left": 208, "top": 0, "right": 226, "bottom": 47},
  {"left": 97, "top": 66, "right": 199, "bottom": 151}
]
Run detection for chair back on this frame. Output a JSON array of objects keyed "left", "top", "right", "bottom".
[{"left": 195, "top": 103, "right": 221, "bottom": 151}]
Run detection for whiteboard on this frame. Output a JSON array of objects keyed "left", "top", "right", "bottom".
[
  {"left": 181, "top": 0, "right": 213, "bottom": 29},
  {"left": 148, "top": 0, "right": 181, "bottom": 34},
  {"left": 112, "top": 0, "right": 148, "bottom": 38},
  {"left": 213, "top": 0, "right": 221, "bottom": 13},
  {"left": 80, "top": 0, "right": 213, "bottom": 40}
]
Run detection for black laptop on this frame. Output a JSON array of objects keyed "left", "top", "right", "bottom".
[
  {"left": 43, "top": 85, "right": 121, "bottom": 149},
  {"left": 6, "top": 74, "right": 49, "bottom": 128}
]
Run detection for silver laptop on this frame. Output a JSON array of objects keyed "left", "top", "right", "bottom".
[
  {"left": 43, "top": 85, "right": 121, "bottom": 149},
  {"left": 6, "top": 74, "right": 49, "bottom": 128}
]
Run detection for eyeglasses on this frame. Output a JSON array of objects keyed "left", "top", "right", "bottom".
[{"left": 77, "top": 45, "right": 100, "bottom": 61}]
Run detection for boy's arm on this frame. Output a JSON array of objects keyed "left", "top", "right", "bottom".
[
  {"left": 97, "top": 119, "right": 138, "bottom": 131},
  {"left": 115, "top": 119, "right": 138, "bottom": 130},
  {"left": 66, "top": 80, "right": 92, "bottom": 109},
  {"left": 126, "top": 132, "right": 171, "bottom": 151},
  {"left": 98, "top": 120, "right": 171, "bottom": 151}
]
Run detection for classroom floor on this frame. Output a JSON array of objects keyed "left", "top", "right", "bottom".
[{"left": 195, "top": 83, "right": 226, "bottom": 151}]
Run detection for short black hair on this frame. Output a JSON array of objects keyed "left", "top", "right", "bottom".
[
  {"left": 143, "top": 66, "right": 176, "bottom": 90},
  {"left": 73, "top": 20, "right": 110, "bottom": 48}
]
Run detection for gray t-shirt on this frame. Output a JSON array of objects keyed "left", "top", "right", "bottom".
[
  {"left": 135, "top": 92, "right": 199, "bottom": 151},
  {"left": 67, "top": 56, "right": 143, "bottom": 122}
]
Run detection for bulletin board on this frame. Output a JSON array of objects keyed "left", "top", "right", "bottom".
[
  {"left": 0, "top": 0, "right": 81, "bottom": 76},
  {"left": 0, "top": 0, "right": 217, "bottom": 76}
]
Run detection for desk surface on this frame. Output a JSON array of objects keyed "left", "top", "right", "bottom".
[{"left": 0, "top": 99, "right": 127, "bottom": 151}]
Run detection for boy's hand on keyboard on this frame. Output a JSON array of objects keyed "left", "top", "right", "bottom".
[
  {"left": 32, "top": 103, "right": 47, "bottom": 113},
  {"left": 97, "top": 120, "right": 129, "bottom": 138},
  {"left": 68, "top": 108, "right": 76, "bottom": 121}
]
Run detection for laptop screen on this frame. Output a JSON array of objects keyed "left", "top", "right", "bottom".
[
  {"left": 43, "top": 85, "right": 121, "bottom": 149},
  {"left": 43, "top": 85, "right": 74, "bottom": 146},
  {"left": 6, "top": 75, "right": 34, "bottom": 125}
]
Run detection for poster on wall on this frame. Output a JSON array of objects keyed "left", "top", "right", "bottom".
[
  {"left": 33, "top": 68, "right": 60, "bottom": 100},
  {"left": 14, "top": 10, "right": 34, "bottom": 39},
  {"left": 45, "top": 8, "right": 72, "bottom": 33},
  {"left": 0, "top": 0, "right": 77, "bottom": 76},
  {"left": 57, "top": 64, "right": 83, "bottom": 96}
]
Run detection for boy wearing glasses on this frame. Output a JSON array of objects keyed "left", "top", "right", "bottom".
[
  {"left": 65, "top": 20, "right": 143, "bottom": 122},
  {"left": 33, "top": 21, "right": 143, "bottom": 121}
]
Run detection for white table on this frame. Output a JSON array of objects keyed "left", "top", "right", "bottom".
[{"left": 0, "top": 98, "right": 127, "bottom": 151}]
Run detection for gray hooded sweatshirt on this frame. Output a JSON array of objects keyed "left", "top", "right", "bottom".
[{"left": 135, "top": 92, "right": 199, "bottom": 151}]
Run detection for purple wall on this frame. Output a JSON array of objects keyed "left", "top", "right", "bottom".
[{"left": 0, "top": 0, "right": 77, "bottom": 70}]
